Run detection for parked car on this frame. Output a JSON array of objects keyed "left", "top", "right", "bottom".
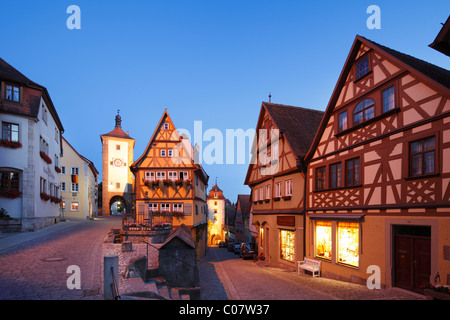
[
  {"left": 218, "top": 241, "right": 226, "bottom": 248},
  {"left": 240, "top": 242, "right": 256, "bottom": 260},
  {"left": 234, "top": 243, "right": 241, "bottom": 254}
]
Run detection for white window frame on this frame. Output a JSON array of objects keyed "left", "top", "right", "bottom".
[
  {"left": 285, "top": 179, "right": 293, "bottom": 196},
  {"left": 259, "top": 188, "right": 264, "bottom": 201},
  {"left": 179, "top": 171, "right": 189, "bottom": 180},
  {"left": 71, "top": 183, "right": 79, "bottom": 193},
  {"left": 160, "top": 149, "right": 166, "bottom": 157},
  {"left": 161, "top": 203, "right": 170, "bottom": 212},
  {"left": 168, "top": 171, "right": 177, "bottom": 181},
  {"left": 275, "top": 182, "right": 281, "bottom": 198},
  {"left": 61, "top": 182, "right": 66, "bottom": 192},
  {"left": 168, "top": 149, "right": 173, "bottom": 157},
  {"left": 164, "top": 122, "right": 169, "bottom": 130},
  {"left": 173, "top": 203, "right": 183, "bottom": 212},
  {"left": 145, "top": 171, "right": 155, "bottom": 181},
  {"left": 71, "top": 167, "right": 79, "bottom": 175},
  {"left": 148, "top": 203, "right": 158, "bottom": 212},
  {"left": 266, "top": 184, "right": 271, "bottom": 200},
  {"left": 71, "top": 201, "right": 79, "bottom": 211},
  {"left": 156, "top": 171, "right": 166, "bottom": 181}
]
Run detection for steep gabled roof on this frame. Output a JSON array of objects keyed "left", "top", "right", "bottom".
[
  {"left": 263, "top": 102, "right": 324, "bottom": 159},
  {"left": 0, "top": 57, "right": 64, "bottom": 133},
  {"left": 304, "top": 35, "right": 450, "bottom": 163},
  {"left": 429, "top": 15, "right": 450, "bottom": 57},
  {"left": 160, "top": 224, "right": 195, "bottom": 249},
  {"left": 244, "top": 102, "right": 323, "bottom": 185}
]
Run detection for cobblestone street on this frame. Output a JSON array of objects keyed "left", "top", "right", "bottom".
[
  {"left": 0, "top": 217, "right": 426, "bottom": 300},
  {"left": 198, "top": 246, "right": 425, "bottom": 300}
]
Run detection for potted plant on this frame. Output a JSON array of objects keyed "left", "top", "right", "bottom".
[
  {"left": 40, "top": 151, "right": 52, "bottom": 164},
  {"left": 0, "top": 139, "right": 22, "bottom": 149}
]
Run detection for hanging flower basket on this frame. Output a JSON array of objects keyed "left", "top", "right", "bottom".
[
  {"left": 0, "top": 190, "right": 22, "bottom": 199},
  {"left": 0, "top": 139, "right": 22, "bottom": 149},
  {"left": 40, "top": 151, "right": 52, "bottom": 164},
  {"left": 54, "top": 166, "right": 61, "bottom": 173}
]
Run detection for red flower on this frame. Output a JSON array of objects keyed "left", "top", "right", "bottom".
[
  {"left": 40, "top": 151, "right": 52, "bottom": 164},
  {"left": 55, "top": 166, "right": 61, "bottom": 173},
  {"left": 0, "top": 139, "right": 22, "bottom": 149}
]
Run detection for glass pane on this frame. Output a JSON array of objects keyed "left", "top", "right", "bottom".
[
  {"left": 356, "top": 57, "right": 369, "bottom": 79},
  {"left": 423, "top": 137, "right": 435, "bottom": 151},
  {"left": 339, "top": 112, "right": 348, "bottom": 131},
  {"left": 383, "top": 87, "right": 395, "bottom": 112},
  {"left": 338, "top": 222, "right": 359, "bottom": 267},
  {"left": 364, "top": 99, "right": 375, "bottom": 108},
  {"left": 315, "top": 221, "right": 332, "bottom": 260},
  {"left": 280, "top": 230, "right": 295, "bottom": 262},
  {"left": 364, "top": 106, "right": 374, "bottom": 120},
  {"left": 354, "top": 159, "right": 360, "bottom": 185},
  {"left": 411, "top": 141, "right": 422, "bottom": 154},
  {"left": 354, "top": 112, "right": 363, "bottom": 125},
  {"left": 424, "top": 152, "right": 435, "bottom": 174},
  {"left": 354, "top": 102, "right": 363, "bottom": 113},
  {"left": 13, "top": 87, "right": 20, "bottom": 102},
  {"left": 412, "top": 154, "right": 422, "bottom": 175},
  {"left": 6, "top": 86, "right": 12, "bottom": 100}
]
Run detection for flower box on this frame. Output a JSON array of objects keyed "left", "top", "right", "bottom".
[
  {"left": 40, "top": 151, "right": 52, "bottom": 164},
  {"left": 40, "top": 192, "right": 51, "bottom": 201},
  {"left": 55, "top": 166, "right": 61, "bottom": 173},
  {"left": 0, "top": 190, "right": 22, "bottom": 199},
  {"left": 0, "top": 139, "right": 22, "bottom": 149}
]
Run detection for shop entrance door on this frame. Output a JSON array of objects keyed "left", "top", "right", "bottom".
[{"left": 394, "top": 226, "right": 431, "bottom": 294}]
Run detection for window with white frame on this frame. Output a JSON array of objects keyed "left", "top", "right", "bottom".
[
  {"left": 168, "top": 149, "right": 173, "bottom": 157},
  {"left": 161, "top": 203, "right": 170, "bottom": 212},
  {"left": 61, "top": 166, "right": 66, "bottom": 174},
  {"left": 148, "top": 203, "right": 158, "bottom": 212},
  {"left": 285, "top": 179, "right": 293, "bottom": 196},
  {"left": 173, "top": 203, "right": 183, "bottom": 212},
  {"left": 179, "top": 171, "right": 188, "bottom": 180},
  {"left": 5, "top": 85, "right": 20, "bottom": 102},
  {"left": 275, "top": 182, "right": 281, "bottom": 198},
  {"left": 71, "top": 201, "right": 79, "bottom": 211},
  {"left": 259, "top": 188, "right": 263, "bottom": 201},
  {"left": 71, "top": 167, "right": 79, "bottom": 175},
  {"left": 145, "top": 171, "right": 155, "bottom": 181},
  {"left": 71, "top": 182, "right": 79, "bottom": 193},
  {"left": 168, "top": 171, "right": 177, "bottom": 181},
  {"left": 266, "top": 184, "right": 271, "bottom": 199},
  {"left": 156, "top": 171, "right": 166, "bottom": 180},
  {"left": 160, "top": 149, "right": 166, "bottom": 157},
  {"left": 61, "top": 182, "right": 66, "bottom": 192},
  {"left": 164, "top": 122, "right": 169, "bottom": 130}
]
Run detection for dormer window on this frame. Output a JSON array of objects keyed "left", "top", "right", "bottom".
[
  {"left": 353, "top": 99, "right": 374, "bottom": 126},
  {"left": 355, "top": 56, "right": 370, "bottom": 80},
  {"left": 6, "top": 85, "right": 20, "bottom": 102}
]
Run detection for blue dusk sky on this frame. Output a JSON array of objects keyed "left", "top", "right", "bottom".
[{"left": 1, "top": 1, "right": 449, "bottom": 203}]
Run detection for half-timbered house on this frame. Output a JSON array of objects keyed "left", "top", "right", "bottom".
[
  {"left": 130, "top": 109, "right": 209, "bottom": 259},
  {"left": 244, "top": 102, "right": 323, "bottom": 269},
  {"left": 304, "top": 35, "right": 450, "bottom": 293}
]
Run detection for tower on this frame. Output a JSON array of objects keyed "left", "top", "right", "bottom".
[
  {"left": 207, "top": 179, "right": 226, "bottom": 245},
  {"left": 100, "top": 111, "right": 135, "bottom": 216}
]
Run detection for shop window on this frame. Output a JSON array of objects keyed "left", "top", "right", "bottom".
[
  {"left": 315, "top": 221, "right": 332, "bottom": 260},
  {"left": 280, "top": 230, "right": 295, "bottom": 262},
  {"left": 337, "top": 222, "right": 359, "bottom": 267}
]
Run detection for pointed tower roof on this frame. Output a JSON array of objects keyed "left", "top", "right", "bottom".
[{"left": 101, "top": 110, "right": 134, "bottom": 140}]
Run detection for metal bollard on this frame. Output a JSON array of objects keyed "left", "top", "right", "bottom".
[{"left": 104, "top": 254, "right": 120, "bottom": 300}]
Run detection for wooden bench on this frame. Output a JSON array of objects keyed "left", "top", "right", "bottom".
[{"left": 297, "top": 258, "right": 321, "bottom": 277}]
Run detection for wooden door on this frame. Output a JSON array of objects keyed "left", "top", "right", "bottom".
[{"left": 395, "top": 235, "right": 430, "bottom": 293}]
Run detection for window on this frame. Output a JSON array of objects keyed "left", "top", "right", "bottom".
[
  {"left": 173, "top": 203, "right": 183, "bottom": 212},
  {"left": 410, "top": 137, "right": 436, "bottom": 176},
  {"left": 355, "top": 56, "right": 370, "bottom": 79},
  {"left": 345, "top": 158, "right": 360, "bottom": 187},
  {"left": 160, "top": 149, "right": 166, "bottom": 157},
  {"left": 280, "top": 230, "right": 295, "bottom": 262},
  {"left": 168, "top": 171, "right": 177, "bottom": 181},
  {"left": 315, "top": 221, "right": 332, "bottom": 260},
  {"left": 156, "top": 171, "right": 166, "bottom": 180},
  {"left": 259, "top": 188, "right": 264, "bottom": 201},
  {"left": 61, "top": 166, "right": 66, "bottom": 174},
  {"left": 62, "top": 201, "right": 66, "bottom": 211},
  {"left": 330, "top": 162, "right": 342, "bottom": 189},
  {"left": 61, "top": 182, "right": 66, "bottom": 192},
  {"left": 382, "top": 86, "right": 395, "bottom": 112},
  {"left": 337, "top": 222, "right": 359, "bottom": 267},
  {"left": 55, "top": 128, "right": 59, "bottom": 143},
  {"left": 71, "top": 202, "right": 79, "bottom": 211},
  {"left": 353, "top": 99, "right": 374, "bottom": 126},
  {"left": 0, "top": 170, "right": 20, "bottom": 193},
  {"left": 71, "top": 183, "right": 79, "bottom": 192},
  {"left": 145, "top": 171, "right": 155, "bottom": 181},
  {"left": 275, "top": 182, "right": 281, "bottom": 198},
  {"left": 168, "top": 149, "right": 173, "bottom": 157},
  {"left": 116, "top": 144, "right": 120, "bottom": 150},
  {"left": 148, "top": 203, "right": 158, "bottom": 212},
  {"left": 71, "top": 167, "right": 79, "bottom": 175},
  {"left": 338, "top": 111, "right": 348, "bottom": 132},
  {"left": 285, "top": 180, "right": 293, "bottom": 196},
  {"left": 40, "top": 136, "right": 49, "bottom": 155},
  {"left": 179, "top": 171, "right": 189, "bottom": 180},
  {"left": 2, "top": 122, "right": 19, "bottom": 142},
  {"left": 40, "top": 177, "right": 47, "bottom": 194},
  {"left": 161, "top": 203, "right": 170, "bottom": 212},
  {"left": 5, "top": 85, "right": 20, "bottom": 102},
  {"left": 164, "top": 122, "right": 169, "bottom": 130},
  {"left": 116, "top": 183, "right": 120, "bottom": 189},
  {"left": 42, "top": 107, "right": 48, "bottom": 124},
  {"left": 315, "top": 166, "right": 326, "bottom": 191},
  {"left": 266, "top": 184, "right": 271, "bottom": 200}
]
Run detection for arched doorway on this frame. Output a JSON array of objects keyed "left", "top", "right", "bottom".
[{"left": 109, "top": 196, "right": 126, "bottom": 216}]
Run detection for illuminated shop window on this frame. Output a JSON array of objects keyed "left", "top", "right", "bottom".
[
  {"left": 280, "top": 230, "right": 295, "bottom": 262},
  {"left": 337, "top": 222, "right": 359, "bottom": 267},
  {"left": 315, "top": 221, "right": 332, "bottom": 260}
]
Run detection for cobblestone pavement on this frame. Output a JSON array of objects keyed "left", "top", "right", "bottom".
[
  {"left": 0, "top": 216, "right": 121, "bottom": 300},
  {"left": 198, "top": 246, "right": 425, "bottom": 300}
]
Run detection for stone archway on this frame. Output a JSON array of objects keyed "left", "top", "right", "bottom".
[{"left": 109, "top": 195, "right": 126, "bottom": 216}]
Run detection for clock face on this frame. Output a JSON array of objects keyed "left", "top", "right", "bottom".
[{"left": 113, "top": 158, "right": 123, "bottom": 167}]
